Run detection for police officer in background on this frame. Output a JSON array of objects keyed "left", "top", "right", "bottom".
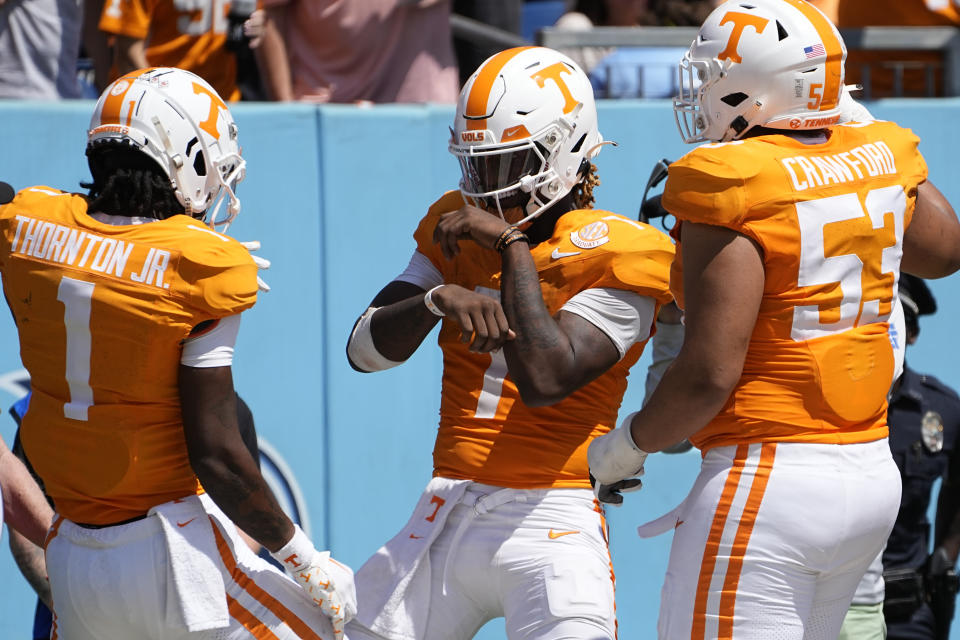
[{"left": 883, "top": 274, "right": 960, "bottom": 640}]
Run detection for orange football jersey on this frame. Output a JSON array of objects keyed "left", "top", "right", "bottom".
[
  {"left": 416, "top": 192, "right": 675, "bottom": 489},
  {"left": 663, "top": 121, "right": 927, "bottom": 451},
  {"left": 0, "top": 187, "right": 257, "bottom": 524},
  {"left": 99, "top": 0, "right": 240, "bottom": 101}
]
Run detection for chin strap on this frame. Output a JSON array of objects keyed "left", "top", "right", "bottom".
[{"left": 584, "top": 139, "right": 617, "bottom": 159}]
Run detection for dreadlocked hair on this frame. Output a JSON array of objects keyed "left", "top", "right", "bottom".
[
  {"left": 82, "top": 141, "right": 187, "bottom": 220},
  {"left": 571, "top": 162, "right": 600, "bottom": 210}
]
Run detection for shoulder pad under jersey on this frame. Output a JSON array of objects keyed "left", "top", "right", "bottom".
[
  {"left": 164, "top": 216, "right": 258, "bottom": 317},
  {"left": 662, "top": 141, "right": 766, "bottom": 229},
  {"left": 554, "top": 209, "right": 675, "bottom": 303}
]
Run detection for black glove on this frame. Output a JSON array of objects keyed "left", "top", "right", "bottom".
[{"left": 590, "top": 473, "right": 643, "bottom": 505}]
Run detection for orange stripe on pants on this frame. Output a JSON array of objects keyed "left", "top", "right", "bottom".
[
  {"left": 716, "top": 443, "right": 777, "bottom": 639},
  {"left": 691, "top": 444, "right": 750, "bottom": 639},
  {"left": 227, "top": 594, "right": 282, "bottom": 640},
  {"left": 210, "top": 518, "right": 326, "bottom": 640},
  {"left": 44, "top": 515, "right": 64, "bottom": 550}
]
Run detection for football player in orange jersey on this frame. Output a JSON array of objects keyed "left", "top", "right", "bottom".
[
  {"left": 344, "top": 46, "right": 676, "bottom": 640},
  {"left": 0, "top": 67, "right": 354, "bottom": 639},
  {"left": 588, "top": 1, "right": 960, "bottom": 638},
  {"left": 98, "top": 0, "right": 243, "bottom": 101}
]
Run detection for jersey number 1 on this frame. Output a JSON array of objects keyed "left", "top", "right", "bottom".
[
  {"left": 57, "top": 276, "right": 95, "bottom": 421},
  {"left": 474, "top": 286, "right": 507, "bottom": 419}
]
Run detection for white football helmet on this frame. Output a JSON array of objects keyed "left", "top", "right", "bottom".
[
  {"left": 449, "top": 46, "right": 603, "bottom": 225},
  {"left": 87, "top": 67, "right": 245, "bottom": 231},
  {"left": 674, "top": 0, "right": 847, "bottom": 143}
]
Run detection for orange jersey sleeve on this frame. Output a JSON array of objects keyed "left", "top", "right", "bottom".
[
  {"left": 0, "top": 187, "right": 257, "bottom": 524},
  {"left": 412, "top": 195, "right": 675, "bottom": 489},
  {"left": 663, "top": 122, "right": 927, "bottom": 451}
]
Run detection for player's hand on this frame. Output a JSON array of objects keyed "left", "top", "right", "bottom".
[
  {"left": 429, "top": 284, "right": 516, "bottom": 352},
  {"left": 239, "top": 240, "right": 271, "bottom": 292},
  {"left": 434, "top": 204, "right": 512, "bottom": 259},
  {"left": 588, "top": 412, "right": 649, "bottom": 503},
  {"left": 270, "top": 526, "right": 357, "bottom": 637},
  {"left": 287, "top": 550, "right": 357, "bottom": 637}
]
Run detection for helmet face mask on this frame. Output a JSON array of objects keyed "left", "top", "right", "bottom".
[
  {"left": 674, "top": 0, "right": 847, "bottom": 144},
  {"left": 88, "top": 67, "right": 245, "bottom": 232},
  {"left": 450, "top": 47, "right": 602, "bottom": 225}
]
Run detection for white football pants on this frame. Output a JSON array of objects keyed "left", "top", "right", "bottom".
[
  {"left": 45, "top": 494, "right": 336, "bottom": 640},
  {"left": 348, "top": 482, "right": 616, "bottom": 640},
  {"left": 657, "top": 439, "right": 901, "bottom": 640}
]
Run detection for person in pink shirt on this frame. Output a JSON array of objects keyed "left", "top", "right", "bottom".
[{"left": 254, "top": 0, "right": 459, "bottom": 103}]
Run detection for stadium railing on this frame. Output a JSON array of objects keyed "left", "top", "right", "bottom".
[{"left": 536, "top": 25, "right": 960, "bottom": 98}]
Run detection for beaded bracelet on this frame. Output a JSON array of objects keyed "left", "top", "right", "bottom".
[
  {"left": 493, "top": 226, "right": 519, "bottom": 253},
  {"left": 498, "top": 231, "right": 530, "bottom": 252}
]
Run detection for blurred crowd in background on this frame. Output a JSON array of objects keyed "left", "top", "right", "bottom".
[{"left": 1, "top": 0, "right": 958, "bottom": 104}]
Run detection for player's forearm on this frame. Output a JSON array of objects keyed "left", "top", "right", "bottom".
[
  {"left": 9, "top": 528, "right": 52, "bottom": 608},
  {"left": 628, "top": 349, "right": 739, "bottom": 452},
  {"left": 499, "top": 243, "right": 575, "bottom": 404},
  {"left": 179, "top": 366, "right": 293, "bottom": 552},
  {"left": 368, "top": 294, "right": 440, "bottom": 362},
  {"left": 192, "top": 453, "right": 293, "bottom": 552}
]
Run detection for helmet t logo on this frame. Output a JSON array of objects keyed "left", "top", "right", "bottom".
[
  {"left": 192, "top": 82, "right": 227, "bottom": 140},
  {"left": 530, "top": 63, "right": 579, "bottom": 115},
  {"left": 717, "top": 12, "right": 769, "bottom": 64}
]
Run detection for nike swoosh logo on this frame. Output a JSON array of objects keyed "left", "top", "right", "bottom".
[
  {"left": 409, "top": 534, "right": 423, "bottom": 539},
  {"left": 548, "top": 529, "right": 580, "bottom": 539},
  {"left": 551, "top": 248, "right": 581, "bottom": 260},
  {"left": 176, "top": 518, "right": 196, "bottom": 528},
  {"left": 675, "top": 519, "right": 684, "bottom": 529}
]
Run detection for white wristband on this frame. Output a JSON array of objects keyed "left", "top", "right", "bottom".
[
  {"left": 270, "top": 524, "right": 314, "bottom": 571},
  {"left": 617, "top": 411, "right": 646, "bottom": 453},
  {"left": 424, "top": 285, "right": 445, "bottom": 317}
]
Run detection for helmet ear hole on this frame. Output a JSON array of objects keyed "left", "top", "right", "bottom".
[
  {"left": 721, "top": 92, "right": 749, "bottom": 107},
  {"left": 193, "top": 151, "right": 207, "bottom": 177},
  {"left": 570, "top": 133, "right": 587, "bottom": 154}
]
